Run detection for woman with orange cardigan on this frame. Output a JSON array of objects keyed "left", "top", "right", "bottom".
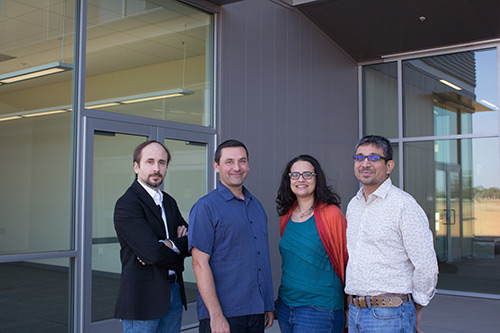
[{"left": 276, "top": 155, "right": 348, "bottom": 333}]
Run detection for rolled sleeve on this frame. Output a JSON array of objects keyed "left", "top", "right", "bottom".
[{"left": 400, "top": 199, "right": 439, "bottom": 306}]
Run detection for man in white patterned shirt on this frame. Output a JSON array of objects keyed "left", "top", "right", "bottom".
[{"left": 345, "top": 135, "right": 438, "bottom": 333}]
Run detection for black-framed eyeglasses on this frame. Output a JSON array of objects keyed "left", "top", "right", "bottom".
[
  {"left": 289, "top": 171, "right": 316, "bottom": 180},
  {"left": 352, "top": 154, "right": 387, "bottom": 163}
]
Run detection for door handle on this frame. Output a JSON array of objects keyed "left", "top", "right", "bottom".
[{"left": 443, "top": 209, "right": 456, "bottom": 225}]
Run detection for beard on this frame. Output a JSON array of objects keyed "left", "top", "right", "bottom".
[{"left": 146, "top": 173, "right": 164, "bottom": 188}]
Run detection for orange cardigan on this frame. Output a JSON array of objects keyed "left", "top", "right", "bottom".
[{"left": 280, "top": 202, "right": 348, "bottom": 286}]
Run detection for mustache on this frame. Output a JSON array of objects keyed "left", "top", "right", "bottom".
[{"left": 150, "top": 173, "right": 163, "bottom": 178}]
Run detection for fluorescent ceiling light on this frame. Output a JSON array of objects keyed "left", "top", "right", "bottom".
[
  {"left": 84, "top": 89, "right": 194, "bottom": 109},
  {"left": 88, "top": 102, "right": 120, "bottom": 109},
  {"left": 0, "top": 62, "right": 73, "bottom": 84},
  {"left": 122, "top": 94, "right": 184, "bottom": 104},
  {"left": 439, "top": 79, "right": 462, "bottom": 91},
  {"left": 0, "top": 107, "right": 70, "bottom": 122},
  {"left": 0, "top": 89, "right": 194, "bottom": 121},
  {"left": 0, "top": 116, "right": 22, "bottom": 122},
  {"left": 120, "top": 89, "right": 193, "bottom": 104},
  {"left": 22, "top": 110, "right": 68, "bottom": 118},
  {"left": 480, "top": 99, "right": 498, "bottom": 109}
]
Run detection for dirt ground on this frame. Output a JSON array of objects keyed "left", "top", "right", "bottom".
[{"left": 474, "top": 199, "right": 500, "bottom": 236}]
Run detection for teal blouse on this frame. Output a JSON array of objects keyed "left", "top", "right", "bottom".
[{"left": 278, "top": 215, "right": 344, "bottom": 310}]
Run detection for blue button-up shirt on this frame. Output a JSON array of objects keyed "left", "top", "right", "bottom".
[{"left": 188, "top": 182, "right": 274, "bottom": 320}]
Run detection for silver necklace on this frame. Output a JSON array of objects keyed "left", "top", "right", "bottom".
[{"left": 298, "top": 206, "right": 313, "bottom": 218}]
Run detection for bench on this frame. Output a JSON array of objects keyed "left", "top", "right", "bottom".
[{"left": 473, "top": 237, "right": 500, "bottom": 259}]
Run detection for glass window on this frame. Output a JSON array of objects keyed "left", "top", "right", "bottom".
[
  {"left": 0, "top": 1, "right": 74, "bottom": 255},
  {"left": 84, "top": 0, "right": 213, "bottom": 127},
  {"left": 164, "top": 138, "right": 208, "bottom": 303},
  {"left": 0, "top": 259, "right": 70, "bottom": 331},
  {"left": 92, "top": 132, "right": 147, "bottom": 322},
  {"left": 391, "top": 143, "right": 400, "bottom": 188},
  {"left": 0, "top": 114, "right": 72, "bottom": 255},
  {"left": 404, "top": 138, "right": 500, "bottom": 294},
  {"left": 90, "top": 135, "right": 209, "bottom": 321},
  {"left": 363, "top": 62, "right": 398, "bottom": 138},
  {"left": 403, "top": 49, "right": 499, "bottom": 137}
]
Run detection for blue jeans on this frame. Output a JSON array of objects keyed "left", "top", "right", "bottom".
[
  {"left": 276, "top": 298, "right": 345, "bottom": 333},
  {"left": 199, "top": 314, "right": 265, "bottom": 333},
  {"left": 348, "top": 298, "right": 416, "bottom": 332},
  {"left": 122, "top": 282, "right": 183, "bottom": 333}
]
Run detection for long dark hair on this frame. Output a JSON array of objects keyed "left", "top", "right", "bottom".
[{"left": 276, "top": 154, "right": 341, "bottom": 216}]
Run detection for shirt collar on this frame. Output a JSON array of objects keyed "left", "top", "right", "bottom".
[
  {"left": 356, "top": 177, "right": 392, "bottom": 201},
  {"left": 217, "top": 181, "right": 252, "bottom": 202},
  {"left": 137, "top": 179, "right": 163, "bottom": 204}
]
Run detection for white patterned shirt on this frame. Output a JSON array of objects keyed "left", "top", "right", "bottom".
[{"left": 345, "top": 178, "right": 438, "bottom": 306}]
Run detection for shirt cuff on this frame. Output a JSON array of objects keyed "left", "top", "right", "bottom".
[
  {"left": 158, "top": 239, "right": 181, "bottom": 254},
  {"left": 412, "top": 288, "right": 436, "bottom": 306}
]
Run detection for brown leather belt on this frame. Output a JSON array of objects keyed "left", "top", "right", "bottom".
[{"left": 351, "top": 294, "right": 411, "bottom": 308}]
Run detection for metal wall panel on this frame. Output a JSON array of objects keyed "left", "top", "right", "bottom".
[{"left": 218, "top": 0, "right": 359, "bottom": 296}]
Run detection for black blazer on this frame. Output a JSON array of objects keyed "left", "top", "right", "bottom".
[{"left": 113, "top": 180, "right": 189, "bottom": 320}]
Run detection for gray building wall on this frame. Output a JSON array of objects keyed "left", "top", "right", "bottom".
[{"left": 217, "top": 0, "right": 359, "bottom": 296}]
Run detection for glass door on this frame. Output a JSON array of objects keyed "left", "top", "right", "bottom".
[
  {"left": 91, "top": 131, "right": 147, "bottom": 325},
  {"left": 435, "top": 162, "right": 462, "bottom": 263},
  {"left": 85, "top": 116, "right": 213, "bottom": 332},
  {"left": 162, "top": 138, "right": 208, "bottom": 307}
]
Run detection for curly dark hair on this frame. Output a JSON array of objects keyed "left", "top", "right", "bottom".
[{"left": 276, "top": 154, "right": 341, "bottom": 216}]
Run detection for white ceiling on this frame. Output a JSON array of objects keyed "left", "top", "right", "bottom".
[{"left": 0, "top": 0, "right": 210, "bottom": 91}]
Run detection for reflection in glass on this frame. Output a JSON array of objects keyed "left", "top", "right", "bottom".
[
  {"left": 0, "top": 114, "right": 72, "bottom": 255},
  {"left": 0, "top": 1, "right": 75, "bottom": 119},
  {"left": 92, "top": 132, "right": 147, "bottom": 322},
  {"left": 0, "top": 1, "right": 75, "bottom": 255},
  {"left": 404, "top": 138, "right": 500, "bottom": 294},
  {"left": 391, "top": 144, "right": 399, "bottom": 188},
  {"left": 164, "top": 139, "right": 208, "bottom": 302},
  {"left": 84, "top": 0, "right": 213, "bottom": 127},
  {"left": 363, "top": 62, "right": 398, "bottom": 138},
  {"left": 0, "top": 259, "right": 70, "bottom": 331},
  {"left": 404, "top": 49, "right": 498, "bottom": 137}
]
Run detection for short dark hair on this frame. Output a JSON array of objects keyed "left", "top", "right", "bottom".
[
  {"left": 133, "top": 140, "right": 172, "bottom": 166},
  {"left": 276, "top": 154, "right": 341, "bottom": 216},
  {"left": 214, "top": 139, "right": 249, "bottom": 164},
  {"left": 355, "top": 135, "right": 393, "bottom": 161}
]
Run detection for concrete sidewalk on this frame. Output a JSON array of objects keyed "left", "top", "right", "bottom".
[{"left": 183, "top": 294, "right": 500, "bottom": 332}]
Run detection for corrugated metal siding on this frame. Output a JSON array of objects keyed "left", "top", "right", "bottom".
[{"left": 218, "top": 0, "right": 359, "bottom": 295}]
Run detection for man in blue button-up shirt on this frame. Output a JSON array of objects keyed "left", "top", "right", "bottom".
[{"left": 189, "top": 139, "right": 275, "bottom": 333}]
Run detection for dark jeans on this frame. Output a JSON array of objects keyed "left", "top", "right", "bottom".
[
  {"left": 199, "top": 314, "right": 265, "bottom": 333},
  {"left": 276, "top": 298, "right": 345, "bottom": 333}
]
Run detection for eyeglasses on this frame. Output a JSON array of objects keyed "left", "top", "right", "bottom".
[
  {"left": 289, "top": 171, "right": 316, "bottom": 180},
  {"left": 352, "top": 155, "right": 387, "bottom": 163}
]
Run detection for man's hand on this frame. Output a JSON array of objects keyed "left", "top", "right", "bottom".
[
  {"left": 136, "top": 257, "right": 146, "bottom": 266},
  {"left": 264, "top": 311, "right": 274, "bottom": 329},
  {"left": 177, "top": 225, "right": 187, "bottom": 237},
  {"left": 415, "top": 303, "right": 423, "bottom": 333},
  {"left": 162, "top": 239, "right": 174, "bottom": 249},
  {"left": 210, "top": 313, "right": 230, "bottom": 333},
  {"left": 192, "top": 248, "right": 228, "bottom": 332}
]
